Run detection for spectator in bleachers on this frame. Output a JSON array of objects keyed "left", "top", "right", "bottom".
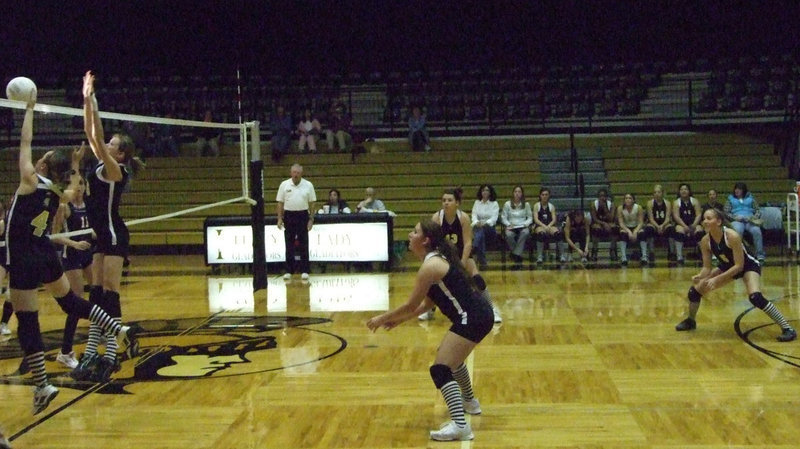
[
  {"left": 701, "top": 188, "right": 725, "bottom": 214},
  {"left": 270, "top": 106, "right": 292, "bottom": 161},
  {"left": 408, "top": 106, "right": 431, "bottom": 152},
  {"left": 645, "top": 184, "right": 675, "bottom": 263},
  {"left": 562, "top": 209, "right": 590, "bottom": 264},
  {"left": 325, "top": 102, "right": 354, "bottom": 153},
  {"left": 195, "top": 109, "right": 221, "bottom": 157},
  {"left": 317, "top": 189, "right": 351, "bottom": 214},
  {"left": 532, "top": 187, "right": 561, "bottom": 264},
  {"left": 672, "top": 183, "right": 704, "bottom": 265},
  {"left": 356, "top": 187, "right": 386, "bottom": 213},
  {"left": 616, "top": 193, "right": 648, "bottom": 266},
  {"left": 724, "top": 182, "right": 766, "bottom": 262},
  {"left": 501, "top": 185, "right": 533, "bottom": 269},
  {"left": 152, "top": 112, "right": 181, "bottom": 157},
  {"left": 470, "top": 184, "right": 499, "bottom": 270},
  {"left": 590, "top": 188, "right": 619, "bottom": 261},
  {"left": 297, "top": 108, "right": 321, "bottom": 154}
]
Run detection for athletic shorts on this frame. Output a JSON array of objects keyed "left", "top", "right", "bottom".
[
  {"left": 8, "top": 242, "right": 63, "bottom": 290},
  {"left": 62, "top": 245, "right": 93, "bottom": 271},
  {"left": 448, "top": 302, "right": 494, "bottom": 344},
  {"left": 94, "top": 226, "right": 130, "bottom": 258},
  {"left": 720, "top": 257, "right": 761, "bottom": 280}
]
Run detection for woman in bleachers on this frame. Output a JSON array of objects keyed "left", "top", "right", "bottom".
[
  {"left": 616, "top": 193, "right": 648, "bottom": 266},
  {"left": 501, "top": 185, "right": 533, "bottom": 269},
  {"left": 532, "top": 187, "right": 561, "bottom": 264},
  {"left": 589, "top": 188, "right": 618, "bottom": 261},
  {"left": 470, "top": 184, "right": 499, "bottom": 270},
  {"left": 724, "top": 182, "right": 765, "bottom": 263},
  {"left": 296, "top": 108, "right": 321, "bottom": 154},
  {"left": 672, "top": 183, "right": 704, "bottom": 265},
  {"left": 645, "top": 184, "right": 675, "bottom": 264}
]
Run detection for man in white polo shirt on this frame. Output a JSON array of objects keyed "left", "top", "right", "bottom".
[{"left": 276, "top": 163, "right": 316, "bottom": 280}]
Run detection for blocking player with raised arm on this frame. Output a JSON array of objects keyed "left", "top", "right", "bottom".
[{"left": 6, "top": 94, "right": 137, "bottom": 415}]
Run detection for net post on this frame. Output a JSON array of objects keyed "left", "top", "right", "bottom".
[{"left": 249, "top": 121, "right": 267, "bottom": 292}]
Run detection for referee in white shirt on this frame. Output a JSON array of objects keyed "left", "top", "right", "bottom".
[{"left": 276, "top": 163, "right": 316, "bottom": 280}]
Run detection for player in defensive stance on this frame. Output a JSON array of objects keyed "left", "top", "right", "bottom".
[
  {"left": 675, "top": 208, "right": 796, "bottom": 341},
  {"left": 368, "top": 219, "right": 493, "bottom": 441}
]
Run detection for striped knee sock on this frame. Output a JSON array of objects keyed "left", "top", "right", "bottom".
[
  {"left": 762, "top": 302, "right": 792, "bottom": 330},
  {"left": 451, "top": 363, "right": 475, "bottom": 401},
  {"left": 440, "top": 381, "right": 467, "bottom": 427}
]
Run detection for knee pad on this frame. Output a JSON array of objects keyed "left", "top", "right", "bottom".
[
  {"left": 472, "top": 274, "right": 487, "bottom": 291},
  {"left": 749, "top": 292, "right": 768, "bottom": 309},
  {"left": 688, "top": 287, "right": 702, "bottom": 303},
  {"left": 673, "top": 232, "right": 686, "bottom": 243},
  {"left": 15, "top": 311, "right": 44, "bottom": 355},
  {"left": 429, "top": 364, "right": 455, "bottom": 389},
  {"left": 89, "top": 285, "right": 103, "bottom": 305},
  {"left": 55, "top": 291, "right": 91, "bottom": 319},
  {"left": 104, "top": 290, "right": 122, "bottom": 317}
]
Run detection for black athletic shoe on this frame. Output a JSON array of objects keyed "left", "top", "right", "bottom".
[
  {"left": 675, "top": 318, "right": 697, "bottom": 331},
  {"left": 90, "top": 357, "right": 118, "bottom": 383},
  {"left": 71, "top": 353, "right": 100, "bottom": 381},
  {"left": 777, "top": 328, "right": 797, "bottom": 342}
]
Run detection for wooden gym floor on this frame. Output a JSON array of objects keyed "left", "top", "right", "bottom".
[{"left": 1, "top": 253, "right": 799, "bottom": 448}]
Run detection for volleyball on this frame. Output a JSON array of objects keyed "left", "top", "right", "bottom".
[{"left": 5, "top": 76, "right": 37, "bottom": 102}]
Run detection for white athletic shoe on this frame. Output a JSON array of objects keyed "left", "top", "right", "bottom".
[
  {"left": 430, "top": 420, "right": 473, "bottom": 441},
  {"left": 418, "top": 310, "right": 434, "bottom": 321},
  {"left": 0, "top": 323, "right": 10, "bottom": 336},
  {"left": 0, "top": 428, "right": 10, "bottom": 449},
  {"left": 56, "top": 351, "right": 79, "bottom": 369},
  {"left": 492, "top": 307, "right": 502, "bottom": 323},
  {"left": 463, "top": 397, "right": 482, "bottom": 415},
  {"left": 32, "top": 384, "right": 59, "bottom": 415},
  {"left": 283, "top": 273, "right": 292, "bottom": 280},
  {"left": 301, "top": 273, "right": 309, "bottom": 281}
]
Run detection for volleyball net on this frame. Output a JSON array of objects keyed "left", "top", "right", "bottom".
[{"left": 0, "top": 94, "right": 268, "bottom": 289}]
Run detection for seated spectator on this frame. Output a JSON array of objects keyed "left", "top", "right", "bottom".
[
  {"left": 590, "top": 188, "right": 619, "bottom": 261},
  {"left": 325, "top": 103, "right": 354, "bottom": 153},
  {"left": 470, "top": 184, "right": 499, "bottom": 270},
  {"left": 532, "top": 187, "right": 561, "bottom": 264},
  {"left": 317, "top": 189, "right": 351, "bottom": 214},
  {"left": 702, "top": 188, "right": 725, "bottom": 213},
  {"left": 616, "top": 193, "right": 649, "bottom": 266},
  {"left": 501, "top": 185, "right": 533, "bottom": 269},
  {"left": 644, "top": 184, "right": 675, "bottom": 263},
  {"left": 196, "top": 109, "right": 221, "bottom": 157},
  {"left": 152, "top": 112, "right": 181, "bottom": 157},
  {"left": 562, "top": 209, "right": 590, "bottom": 264},
  {"left": 270, "top": 106, "right": 292, "bottom": 161},
  {"left": 724, "top": 182, "right": 766, "bottom": 262},
  {"left": 297, "top": 108, "right": 321, "bottom": 154},
  {"left": 356, "top": 187, "right": 386, "bottom": 213},
  {"left": 672, "top": 182, "right": 704, "bottom": 264},
  {"left": 408, "top": 106, "right": 432, "bottom": 152}
]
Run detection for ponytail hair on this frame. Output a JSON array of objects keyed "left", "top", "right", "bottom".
[
  {"left": 114, "top": 133, "right": 146, "bottom": 177},
  {"left": 418, "top": 218, "right": 476, "bottom": 290}
]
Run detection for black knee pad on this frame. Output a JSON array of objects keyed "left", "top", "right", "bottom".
[
  {"left": 55, "top": 291, "right": 92, "bottom": 319},
  {"left": 15, "top": 311, "right": 44, "bottom": 355},
  {"left": 429, "top": 364, "right": 455, "bottom": 389},
  {"left": 749, "top": 292, "right": 768, "bottom": 309},
  {"left": 104, "top": 290, "right": 121, "bottom": 317},
  {"left": 472, "top": 274, "right": 487, "bottom": 292},
  {"left": 673, "top": 232, "right": 686, "bottom": 243},
  {"left": 688, "top": 287, "right": 702, "bottom": 303},
  {"left": 89, "top": 285, "right": 103, "bottom": 305}
]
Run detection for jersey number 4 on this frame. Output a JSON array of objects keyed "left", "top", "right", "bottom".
[{"left": 30, "top": 210, "right": 49, "bottom": 237}]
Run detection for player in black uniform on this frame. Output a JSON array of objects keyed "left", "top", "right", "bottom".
[
  {"left": 367, "top": 219, "right": 493, "bottom": 441},
  {"left": 672, "top": 183, "right": 703, "bottom": 264},
  {"left": 675, "top": 208, "right": 796, "bottom": 341},
  {"left": 75, "top": 71, "right": 145, "bottom": 382},
  {"left": 418, "top": 187, "right": 501, "bottom": 323},
  {"left": 6, "top": 97, "right": 137, "bottom": 415},
  {"left": 644, "top": 184, "right": 674, "bottom": 264},
  {"left": 532, "top": 187, "right": 561, "bottom": 264}
]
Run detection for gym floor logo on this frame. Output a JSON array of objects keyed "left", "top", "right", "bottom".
[{"left": 0, "top": 316, "right": 347, "bottom": 394}]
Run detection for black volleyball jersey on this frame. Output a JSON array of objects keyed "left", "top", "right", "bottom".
[
  {"left": 678, "top": 198, "right": 697, "bottom": 225},
  {"left": 5, "top": 175, "right": 61, "bottom": 262},
  {"left": 709, "top": 227, "right": 760, "bottom": 271},
  {"left": 86, "top": 162, "right": 129, "bottom": 235},
  {"left": 424, "top": 252, "right": 484, "bottom": 325},
  {"left": 651, "top": 199, "right": 668, "bottom": 225},
  {"left": 438, "top": 209, "right": 465, "bottom": 256},
  {"left": 536, "top": 202, "right": 554, "bottom": 225},
  {"left": 65, "top": 202, "right": 91, "bottom": 242}
]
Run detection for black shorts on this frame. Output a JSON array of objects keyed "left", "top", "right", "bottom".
[
  {"left": 94, "top": 226, "right": 129, "bottom": 258},
  {"left": 62, "top": 246, "right": 93, "bottom": 271},
  {"left": 720, "top": 258, "right": 761, "bottom": 280},
  {"left": 8, "top": 242, "right": 63, "bottom": 290},
  {"left": 448, "top": 302, "right": 494, "bottom": 343}
]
